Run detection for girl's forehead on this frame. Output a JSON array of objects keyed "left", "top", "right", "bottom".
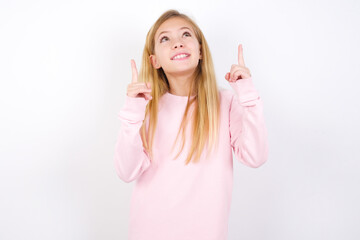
[{"left": 156, "top": 18, "right": 193, "bottom": 36}]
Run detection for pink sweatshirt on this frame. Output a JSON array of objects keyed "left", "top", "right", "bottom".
[{"left": 114, "top": 77, "right": 268, "bottom": 240}]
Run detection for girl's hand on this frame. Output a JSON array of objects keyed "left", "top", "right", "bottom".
[
  {"left": 225, "top": 44, "right": 252, "bottom": 82},
  {"left": 127, "top": 59, "right": 152, "bottom": 100}
]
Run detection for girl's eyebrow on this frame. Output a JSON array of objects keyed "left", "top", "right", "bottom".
[{"left": 157, "top": 27, "right": 192, "bottom": 39}]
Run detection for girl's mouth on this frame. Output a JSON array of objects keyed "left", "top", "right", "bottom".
[{"left": 171, "top": 54, "right": 191, "bottom": 60}]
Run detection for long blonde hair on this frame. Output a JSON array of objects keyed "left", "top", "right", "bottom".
[{"left": 138, "top": 9, "right": 220, "bottom": 165}]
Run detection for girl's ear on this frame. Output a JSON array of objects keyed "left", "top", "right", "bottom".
[
  {"left": 150, "top": 55, "right": 161, "bottom": 69},
  {"left": 199, "top": 49, "right": 202, "bottom": 59}
]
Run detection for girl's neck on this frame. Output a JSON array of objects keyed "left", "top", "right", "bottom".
[{"left": 166, "top": 70, "right": 196, "bottom": 96}]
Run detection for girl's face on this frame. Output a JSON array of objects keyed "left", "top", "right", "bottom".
[{"left": 150, "top": 17, "right": 202, "bottom": 76}]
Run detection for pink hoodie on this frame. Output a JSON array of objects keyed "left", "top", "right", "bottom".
[{"left": 114, "top": 77, "right": 268, "bottom": 240}]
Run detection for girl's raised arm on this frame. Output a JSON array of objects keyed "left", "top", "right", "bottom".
[
  {"left": 114, "top": 59, "right": 152, "bottom": 183},
  {"left": 226, "top": 45, "right": 269, "bottom": 168}
]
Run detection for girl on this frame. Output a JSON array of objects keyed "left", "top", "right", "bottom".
[{"left": 114, "top": 9, "right": 268, "bottom": 240}]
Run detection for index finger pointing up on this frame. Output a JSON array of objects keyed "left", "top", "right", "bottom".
[
  {"left": 238, "top": 44, "right": 245, "bottom": 66},
  {"left": 131, "top": 59, "right": 138, "bottom": 83}
]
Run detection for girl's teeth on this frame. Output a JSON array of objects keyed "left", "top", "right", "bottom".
[{"left": 173, "top": 54, "right": 188, "bottom": 60}]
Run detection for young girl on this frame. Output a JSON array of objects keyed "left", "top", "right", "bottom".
[{"left": 114, "top": 9, "right": 268, "bottom": 240}]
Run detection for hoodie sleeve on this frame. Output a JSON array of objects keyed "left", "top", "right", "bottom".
[
  {"left": 114, "top": 95, "right": 151, "bottom": 183},
  {"left": 228, "top": 77, "right": 269, "bottom": 168}
]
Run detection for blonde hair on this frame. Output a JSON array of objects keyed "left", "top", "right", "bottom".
[{"left": 138, "top": 9, "right": 220, "bottom": 165}]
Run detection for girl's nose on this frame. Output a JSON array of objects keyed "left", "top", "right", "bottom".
[
  {"left": 172, "top": 39, "right": 184, "bottom": 49},
  {"left": 174, "top": 43, "right": 183, "bottom": 48}
]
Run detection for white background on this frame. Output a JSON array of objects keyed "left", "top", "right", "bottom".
[{"left": 1, "top": 0, "right": 359, "bottom": 239}]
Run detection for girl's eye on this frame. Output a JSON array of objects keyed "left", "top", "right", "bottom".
[
  {"left": 160, "top": 31, "right": 192, "bottom": 43},
  {"left": 183, "top": 31, "right": 191, "bottom": 37},
  {"left": 160, "top": 36, "right": 169, "bottom": 43}
]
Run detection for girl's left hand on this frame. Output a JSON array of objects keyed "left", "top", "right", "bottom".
[{"left": 225, "top": 44, "right": 252, "bottom": 82}]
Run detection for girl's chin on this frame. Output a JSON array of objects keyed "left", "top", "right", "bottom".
[
  {"left": 166, "top": 63, "right": 199, "bottom": 70},
  {"left": 164, "top": 66, "right": 198, "bottom": 75}
]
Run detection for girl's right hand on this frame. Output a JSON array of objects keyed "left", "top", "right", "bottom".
[{"left": 127, "top": 59, "right": 152, "bottom": 100}]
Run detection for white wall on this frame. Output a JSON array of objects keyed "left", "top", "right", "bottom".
[{"left": 1, "top": 0, "right": 359, "bottom": 239}]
